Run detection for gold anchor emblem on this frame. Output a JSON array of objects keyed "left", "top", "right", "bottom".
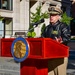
[{"left": 14, "top": 41, "right": 26, "bottom": 58}]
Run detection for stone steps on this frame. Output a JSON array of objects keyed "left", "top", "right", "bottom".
[{"left": 69, "top": 50, "right": 75, "bottom": 59}]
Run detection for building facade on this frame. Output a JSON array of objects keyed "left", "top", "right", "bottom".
[{"left": 0, "top": 0, "right": 29, "bottom": 38}]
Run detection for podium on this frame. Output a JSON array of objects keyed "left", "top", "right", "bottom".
[{"left": 1, "top": 38, "right": 69, "bottom": 75}]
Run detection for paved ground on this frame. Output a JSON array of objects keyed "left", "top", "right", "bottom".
[
  {"left": 67, "top": 41, "right": 75, "bottom": 75},
  {"left": 67, "top": 59, "right": 75, "bottom": 75},
  {"left": 0, "top": 57, "right": 20, "bottom": 75}
]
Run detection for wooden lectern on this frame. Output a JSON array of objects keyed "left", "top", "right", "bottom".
[{"left": 1, "top": 38, "right": 69, "bottom": 75}]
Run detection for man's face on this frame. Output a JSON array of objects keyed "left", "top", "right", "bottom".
[{"left": 50, "top": 14, "right": 60, "bottom": 24}]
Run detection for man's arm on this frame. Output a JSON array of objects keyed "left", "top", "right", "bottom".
[{"left": 61, "top": 24, "right": 71, "bottom": 45}]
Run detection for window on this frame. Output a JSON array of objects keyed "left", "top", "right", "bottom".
[
  {"left": 0, "top": 0, "right": 13, "bottom": 10},
  {"left": 5, "top": 18, "right": 13, "bottom": 36},
  {"left": 0, "top": 18, "right": 13, "bottom": 38},
  {"left": 0, "top": 21, "right": 4, "bottom": 37}
]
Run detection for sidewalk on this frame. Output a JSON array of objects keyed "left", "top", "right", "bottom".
[
  {"left": 67, "top": 41, "right": 75, "bottom": 75},
  {"left": 67, "top": 59, "right": 75, "bottom": 75}
]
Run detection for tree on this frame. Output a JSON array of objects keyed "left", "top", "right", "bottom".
[
  {"left": 60, "top": 12, "right": 73, "bottom": 25},
  {"left": 27, "top": 5, "right": 49, "bottom": 37}
]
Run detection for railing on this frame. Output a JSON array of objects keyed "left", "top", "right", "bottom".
[{"left": 0, "top": 30, "right": 28, "bottom": 38}]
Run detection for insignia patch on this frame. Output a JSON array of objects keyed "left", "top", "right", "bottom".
[{"left": 52, "top": 30, "right": 58, "bottom": 35}]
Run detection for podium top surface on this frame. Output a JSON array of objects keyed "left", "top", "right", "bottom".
[{"left": 1, "top": 38, "right": 69, "bottom": 59}]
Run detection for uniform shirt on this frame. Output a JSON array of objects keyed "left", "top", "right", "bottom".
[{"left": 41, "top": 21, "right": 70, "bottom": 45}]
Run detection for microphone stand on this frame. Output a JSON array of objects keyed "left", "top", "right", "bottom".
[
  {"left": 25, "top": 25, "right": 37, "bottom": 37},
  {"left": 25, "top": 18, "right": 45, "bottom": 37}
]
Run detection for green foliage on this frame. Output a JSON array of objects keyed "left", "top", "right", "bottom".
[
  {"left": 27, "top": 32, "right": 36, "bottom": 38},
  {"left": 30, "top": 6, "right": 49, "bottom": 23},
  {"left": 27, "top": 5, "right": 49, "bottom": 37},
  {"left": 29, "top": 24, "right": 34, "bottom": 32},
  {"left": 71, "top": 37, "right": 75, "bottom": 40},
  {"left": 0, "top": 17, "right": 4, "bottom": 21},
  {"left": 41, "top": 23, "right": 46, "bottom": 34},
  {"left": 60, "top": 12, "right": 73, "bottom": 25}
]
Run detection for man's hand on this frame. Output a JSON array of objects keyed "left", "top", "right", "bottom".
[{"left": 55, "top": 36, "right": 63, "bottom": 43}]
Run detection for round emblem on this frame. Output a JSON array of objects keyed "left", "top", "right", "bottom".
[{"left": 11, "top": 37, "right": 29, "bottom": 62}]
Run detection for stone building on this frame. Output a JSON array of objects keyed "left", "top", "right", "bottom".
[{"left": 0, "top": 0, "right": 29, "bottom": 38}]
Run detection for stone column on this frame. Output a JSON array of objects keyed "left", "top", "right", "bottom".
[
  {"left": 13, "top": 0, "right": 20, "bottom": 35},
  {"left": 20, "top": 0, "right": 29, "bottom": 33}
]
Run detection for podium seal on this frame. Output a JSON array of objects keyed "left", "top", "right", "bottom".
[{"left": 11, "top": 37, "right": 29, "bottom": 62}]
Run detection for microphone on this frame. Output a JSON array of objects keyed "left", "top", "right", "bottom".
[{"left": 31, "top": 18, "right": 44, "bottom": 27}]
